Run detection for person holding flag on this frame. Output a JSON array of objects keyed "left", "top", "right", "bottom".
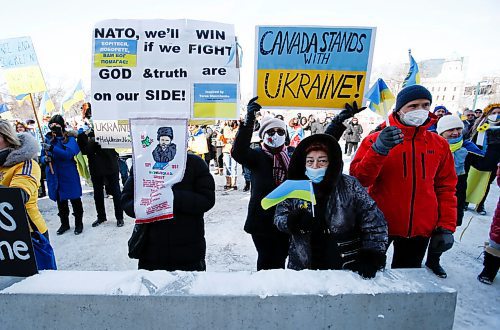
[
  {"left": 273, "top": 133, "right": 387, "bottom": 278},
  {"left": 350, "top": 85, "right": 458, "bottom": 276}
]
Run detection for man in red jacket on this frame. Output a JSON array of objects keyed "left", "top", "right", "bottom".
[{"left": 350, "top": 85, "right": 457, "bottom": 277}]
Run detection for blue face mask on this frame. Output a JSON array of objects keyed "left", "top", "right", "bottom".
[
  {"left": 447, "top": 136, "right": 463, "bottom": 144},
  {"left": 305, "top": 167, "right": 327, "bottom": 183}
]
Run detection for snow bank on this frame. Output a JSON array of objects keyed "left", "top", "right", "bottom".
[{"left": 1, "top": 268, "right": 454, "bottom": 297}]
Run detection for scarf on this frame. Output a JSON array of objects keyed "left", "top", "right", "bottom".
[
  {"left": 262, "top": 143, "right": 290, "bottom": 186},
  {"left": 448, "top": 136, "right": 464, "bottom": 153}
]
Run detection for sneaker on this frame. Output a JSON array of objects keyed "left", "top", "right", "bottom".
[
  {"left": 56, "top": 224, "right": 70, "bottom": 235},
  {"left": 425, "top": 262, "right": 447, "bottom": 278},
  {"left": 231, "top": 186, "right": 238, "bottom": 191},
  {"left": 117, "top": 219, "right": 124, "bottom": 227},
  {"left": 476, "top": 205, "right": 487, "bottom": 216},
  {"left": 92, "top": 219, "right": 107, "bottom": 227},
  {"left": 223, "top": 185, "right": 231, "bottom": 191}
]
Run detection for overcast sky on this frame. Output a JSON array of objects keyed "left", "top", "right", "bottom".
[{"left": 1, "top": 0, "right": 498, "bottom": 99}]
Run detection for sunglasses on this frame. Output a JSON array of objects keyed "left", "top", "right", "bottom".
[
  {"left": 475, "top": 111, "right": 482, "bottom": 114},
  {"left": 467, "top": 114, "right": 475, "bottom": 117},
  {"left": 266, "top": 129, "right": 285, "bottom": 137}
]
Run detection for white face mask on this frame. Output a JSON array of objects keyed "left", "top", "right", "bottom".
[
  {"left": 400, "top": 109, "right": 429, "bottom": 126},
  {"left": 263, "top": 132, "right": 286, "bottom": 148},
  {"left": 487, "top": 114, "right": 500, "bottom": 123}
]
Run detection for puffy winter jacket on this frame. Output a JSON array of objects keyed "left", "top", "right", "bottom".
[
  {"left": 0, "top": 133, "right": 48, "bottom": 234},
  {"left": 274, "top": 134, "right": 387, "bottom": 270},
  {"left": 41, "top": 132, "right": 82, "bottom": 201},
  {"left": 350, "top": 113, "right": 457, "bottom": 237}
]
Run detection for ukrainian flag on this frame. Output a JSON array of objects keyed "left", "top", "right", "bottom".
[
  {"left": 402, "top": 51, "right": 421, "bottom": 88},
  {"left": 261, "top": 180, "right": 316, "bottom": 210},
  {"left": 365, "top": 78, "right": 395, "bottom": 117},
  {"left": 15, "top": 93, "right": 30, "bottom": 105},
  {"left": 39, "top": 91, "right": 55, "bottom": 116},
  {"left": 61, "top": 80, "right": 85, "bottom": 112}
]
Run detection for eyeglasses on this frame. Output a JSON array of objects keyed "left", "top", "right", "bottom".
[
  {"left": 266, "top": 129, "right": 285, "bottom": 137},
  {"left": 306, "top": 158, "right": 329, "bottom": 167}
]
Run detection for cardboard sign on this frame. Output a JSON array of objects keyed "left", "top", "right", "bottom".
[
  {"left": 254, "top": 26, "right": 376, "bottom": 110},
  {"left": 0, "top": 187, "right": 37, "bottom": 277},
  {"left": 0, "top": 36, "right": 47, "bottom": 95},
  {"left": 130, "top": 118, "right": 188, "bottom": 223},
  {"left": 91, "top": 19, "right": 240, "bottom": 147}
]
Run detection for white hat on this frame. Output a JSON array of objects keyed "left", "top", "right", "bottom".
[
  {"left": 258, "top": 116, "right": 286, "bottom": 139},
  {"left": 436, "top": 115, "right": 464, "bottom": 135}
]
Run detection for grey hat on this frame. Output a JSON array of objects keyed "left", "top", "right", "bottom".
[{"left": 157, "top": 126, "right": 173, "bottom": 140}]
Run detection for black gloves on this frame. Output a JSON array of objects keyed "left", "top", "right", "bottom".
[
  {"left": 428, "top": 227, "right": 454, "bottom": 254},
  {"left": 372, "top": 126, "right": 403, "bottom": 155},
  {"left": 245, "top": 96, "right": 262, "bottom": 126},
  {"left": 357, "top": 248, "right": 386, "bottom": 279},
  {"left": 287, "top": 208, "right": 315, "bottom": 234},
  {"left": 332, "top": 101, "right": 367, "bottom": 124}
]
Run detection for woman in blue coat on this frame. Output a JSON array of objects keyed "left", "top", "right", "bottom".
[{"left": 41, "top": 115, "right": 84, "bottom": 235}]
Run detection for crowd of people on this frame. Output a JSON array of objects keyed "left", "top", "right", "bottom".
[{"left": 1, "top": 86, "right": 499, "bottom": 285}]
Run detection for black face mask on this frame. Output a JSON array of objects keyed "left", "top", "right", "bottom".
[
  {"left": 50, "top": 126, "right": 63, "bottom": 136},
  {"left": 0, "top": 149, "right": 10, "bottom": 166}
]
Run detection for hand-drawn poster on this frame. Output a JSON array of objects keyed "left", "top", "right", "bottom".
[
  {"left": 130, "top": 118, "right": 188, "bottom": 223},
  {"left": 254, "top": 26, "right": 376, "bottom": 109}
]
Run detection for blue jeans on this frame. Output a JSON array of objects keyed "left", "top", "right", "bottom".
[{"left": 223, "top": 153, "right": 237, "bottom": 178}]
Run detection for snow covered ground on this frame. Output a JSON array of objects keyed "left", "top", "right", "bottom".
[{"left": 35, "top": 151, "right": 498, "bottom": 329}]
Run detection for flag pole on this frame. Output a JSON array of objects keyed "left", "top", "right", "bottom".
[
  {"left": 29, "top": 93, "right": 54, "bottom": 174},
  {"left": 383, "top": 101, "right": 390, "bottom": 127},
  {"left": 309, "top": 180, "right": 315, "bottom": 217}
]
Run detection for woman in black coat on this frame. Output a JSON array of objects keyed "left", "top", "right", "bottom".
[
  {"left": 232, "top": 98, "right": 293, "bottom": 270},
  {"left": 274, "top": 134, "right": 388, "bottom": 278},
  {"left": 121, "top": 153, "right": 215, "bottom": 271}
]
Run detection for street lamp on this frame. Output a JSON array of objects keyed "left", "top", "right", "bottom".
[{"left": 472, "top": 80, "right": 488, "bottom": 110}]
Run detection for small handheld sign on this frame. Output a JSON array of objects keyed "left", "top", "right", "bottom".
[{"left": 0, "top": 187, "right": 38, "bottom": 277}]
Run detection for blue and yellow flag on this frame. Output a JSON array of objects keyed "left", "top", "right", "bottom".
[
  {"left": 365, "top": 78, "right": 395, "bottom": 117},
  {"left": 39, "top": 91, "right": 55, "bottom": 116},
  {"left": 15, "top": 93, "right": 30, "bottom": 105},
  {"left": 61, "top": 80, "right": 85, "bottom": 112},
  {"left": 402, "top": 51, "right": 421, "bottom": 88},
  {"left": 261, "top": 180, "right": 316, "bottom": 210}
]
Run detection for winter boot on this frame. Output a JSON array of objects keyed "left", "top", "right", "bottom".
[
  {"left": 117, "top": 218, "right": 124, "bottom": 227},
  {"left": 92, "top": 218, "right": 107, "bottom": 227},
  {"left": 56, "top": 213, "right": 70, "bottom": 235},
  {"left": 243, "top": 180, "right": 251, "bottom": 192},
  {"left": 425, "top": 253, "right": 447, "bottom": 278},
  {"left": 224, "top": 176, "right": 232, "bottom": 190},
  {"left": 74, "top": 213, "right": 84, "bottom": 235},
  {"left": 478, "top": 251, "right": 500, "bottom": 285}
]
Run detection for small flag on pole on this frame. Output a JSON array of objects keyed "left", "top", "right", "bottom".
[
  {"left": 61, "top": 80, "right": 85, "bottom": 112},
  {"left": 39, "top": 91, "right": 55, "bottom": 116},
  {"left": 402, "top": 50, "right": 421, "bottom": 88},
  {"left": 261, "top": 180, "right": 316, "bottom": 210},
  {"left": 365, "top": 78, "right": 395, "bottom": 118}
]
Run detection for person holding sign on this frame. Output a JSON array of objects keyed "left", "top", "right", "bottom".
[
  {"left": 350, "top": 85, "right": 457, "bottom": 275},
  {"left": 273, "top": 133, "right": 387, "bottom": 277},
  {"left": 232, "top": 97, "right": 296, "bottom": 270},
  {"left": 0, "top": 120, "right": 49, "bottom": 239},
  {"left": 41, "top": 115, "right": 84, "bottom": 235},
  {"left": 121, "top": 153, "right": 215, "bottom": 271}
]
